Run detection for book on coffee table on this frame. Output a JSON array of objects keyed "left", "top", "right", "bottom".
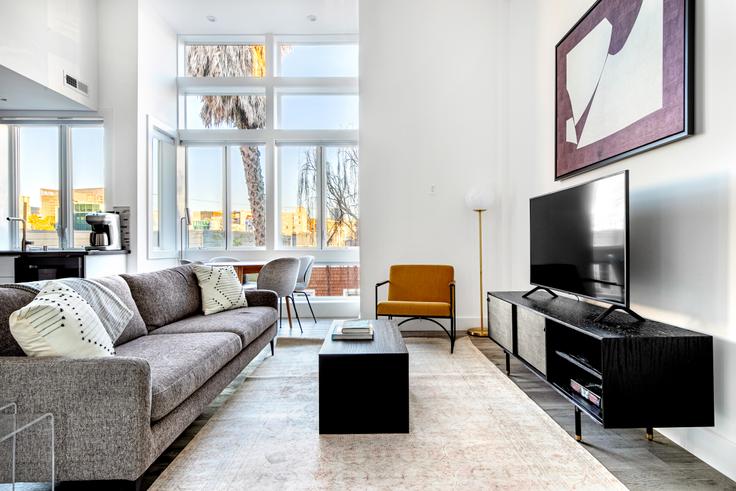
[{"left": 332, "top": 321, "right": 374, "bottom": 340}]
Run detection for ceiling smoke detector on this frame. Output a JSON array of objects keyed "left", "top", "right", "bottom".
[
  {"left": 306, "top": 14, "right": 317, "bottom": 22},
  {"left": 206, "top": 15, "right": 217, "bottom": 22}
]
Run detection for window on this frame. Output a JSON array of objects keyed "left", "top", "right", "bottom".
[
  {"left": 279, "top": 146, "right": 319, "bottom": 248},
  {"left": 178, "top": 35, "right": 358, "bottom": 259},
  {"left": 17, "top": 126, "right": 61, "bottom": 249},
  {"left": 277, "top": 94, "right": 358, "bottom": 130},
  {"left": 324, "top": 146, "right": 359, "bottom": 248},
  {"left": 148, "top": 123, "right": 177, "bottom": 258},
  {"left": 185, "top": 44, "right": 266, "bottom": 77},
  {"left": 187, "top": 146, "right": 225, "bottom": 249},
  {"left": 70, "top": 126, "right": 105, "bottom": 248},
  {"left": 10, "top": 123, "right": 105, "bottom": 250},
  {"left": 278, "top": 43, "right": 359, "bottom": 77},
  {"left": 184, "top": 94, "right": 266, "bottom": 130},
  {"left": 229, "top": 145, "right": 266, "bottom": 248},
  {"left": 279, "top": 144, "right": 359, "bottom": 249}
]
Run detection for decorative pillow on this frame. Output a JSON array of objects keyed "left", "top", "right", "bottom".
[
  {"left": 9, "top": 281, "right": 114, "bottom": 358},
  {"left": 193, "top": 265, "right": 248, "bottom": 315}
]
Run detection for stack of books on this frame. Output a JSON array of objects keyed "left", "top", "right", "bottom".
[{"left": 332, "top": 320, "right": 374, "bottom": 341}]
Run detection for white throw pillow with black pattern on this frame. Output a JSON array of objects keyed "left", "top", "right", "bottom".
[
  {"left": 193, "top": 265, "right": 248, "bottom": 315},
  {"left": 9, "top": 281, "right": 114, "bottom": 358}
]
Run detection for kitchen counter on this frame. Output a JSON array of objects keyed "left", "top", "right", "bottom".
[{"left": 0, "top": 249, "right": 130, "bottom": 257}]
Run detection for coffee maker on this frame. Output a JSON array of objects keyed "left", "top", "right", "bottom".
[{"left": 85, "top": 212, "right": 122, "bottom": 251}]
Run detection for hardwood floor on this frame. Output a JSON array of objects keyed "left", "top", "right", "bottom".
[{"left": 139, "top": 321, "right": 736, "bottom": 490}]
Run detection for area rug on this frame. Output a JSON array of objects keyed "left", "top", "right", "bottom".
[{"left": 150, "top": 337, "right": 625, "bottom": 490}]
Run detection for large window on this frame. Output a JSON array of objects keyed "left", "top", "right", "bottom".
[
  {"left": 279, "top": 145, "right": 358, "bottom": 249},
  {"left": 186, "top": 146, "right": 225, "bottom": 249},
  {"left": 178, "top": 34, "right": 358, "bottom": 256},
  {"left": 10, "top": 123, "right": 105, "bottom": 250},
  {"left": 185, "top": 145, "right": 267, "bottom": 250}
]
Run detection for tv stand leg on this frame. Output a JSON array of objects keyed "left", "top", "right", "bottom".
[
  {"left": 505, "top": 351, "right": 510, "bottom": 376},
  {"left": 646, "top": 427, "right": 654, "bottom": 441},
  {"left": 522, "top": 286, "right": 558, "bottom": 299},
  {"left": 594, "top": 305, "right": 645, "bottom": 323},
  {"left": 574, "top": 408, "right": 582, "bottom": 442}
]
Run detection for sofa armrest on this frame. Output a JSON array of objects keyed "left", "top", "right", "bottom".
[
  {"left": 0, "top": 356, "right": 153, "bottom": 481},
  {"left": 245, "top": 289, "right": 279, "bottom": 310}
]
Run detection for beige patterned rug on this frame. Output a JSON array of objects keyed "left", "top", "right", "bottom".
[{"left": 151, "top": 337, "right": 625, "bottom": 490}]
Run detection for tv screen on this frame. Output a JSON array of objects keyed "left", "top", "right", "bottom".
[{"left": 529, "top": 171, "right": 629, "bottom": 306}]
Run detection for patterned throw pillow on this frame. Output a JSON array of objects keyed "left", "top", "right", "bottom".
[
  {"left": 193, "top": 265, "right": 248, "bottom": 315},
  {"left": 9, "top": 281, "right": 114, "bottom": 358}
]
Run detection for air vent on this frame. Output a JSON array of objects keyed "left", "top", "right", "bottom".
[{"left": 63, "top": 72, "right": 88, "bottom": 96}]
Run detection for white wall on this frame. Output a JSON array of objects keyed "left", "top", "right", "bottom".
[
  {"left": 359, "top": 0, "right": 504, "bottom": 329},
  {"left": 0, "top": 0, "right": 98, "bottom": 110},
  {"left": 136, "top": 1, "right": 179, "bottom": 272},
  {"left": 497, "top": 0, "right": 736, "bottom": 480},
  {"left": 97, "top": 0, "right": 139, "bottom": 272}
]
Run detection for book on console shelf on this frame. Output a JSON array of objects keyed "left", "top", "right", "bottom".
[{"left": 332, "top": 320, "right": 374, "bottom": 340}]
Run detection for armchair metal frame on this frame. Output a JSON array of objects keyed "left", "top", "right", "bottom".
[{"left": 375, "top": 280, "right": 457, "bottom": 353}]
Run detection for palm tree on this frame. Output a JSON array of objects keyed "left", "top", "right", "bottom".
[{"left": 186, "top": 45, "right": 267, "bottom": 246}]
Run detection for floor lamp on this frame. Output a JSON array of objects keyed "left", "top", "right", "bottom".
[{"left": 465, "top": 189, "right": 492, "bottom": 337}]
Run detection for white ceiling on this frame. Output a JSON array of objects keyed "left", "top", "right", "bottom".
[{"left": 148, "top": 0, "right": 358, "bottom": 35}]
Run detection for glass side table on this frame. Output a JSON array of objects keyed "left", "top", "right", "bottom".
[{"left": 0, "top": 402, "right": 54, "bottom": 490}]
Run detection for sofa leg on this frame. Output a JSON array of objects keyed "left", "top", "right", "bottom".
[{"left": 270, "top": 339, "right": 275, "bottom": 356}]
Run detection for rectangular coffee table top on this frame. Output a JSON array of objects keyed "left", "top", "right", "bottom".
[{"left": 320, "top": 319, "right": 407, "bottom": 356}]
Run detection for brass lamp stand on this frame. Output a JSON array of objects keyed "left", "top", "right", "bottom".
[
  {"left": 464, "top": 188, "right": 491, "bottom": 337},
  {"left": 467, "top": 208, "right": 488, "bottom": 337}
]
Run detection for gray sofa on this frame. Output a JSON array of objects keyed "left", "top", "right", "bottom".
[{"left": 0, "top": 265, "right": 279, "bottom": 485}]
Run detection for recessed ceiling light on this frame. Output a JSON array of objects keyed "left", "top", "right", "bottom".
[
  {"left": 206, "top": 15, "right": 216, "bottom": 22},
  {"left": 306, "top": 14, "right": 317, "bottom": 22}
]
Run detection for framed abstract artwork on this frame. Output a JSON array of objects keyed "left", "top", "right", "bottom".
[{"left": 555, "top": 0, "right": 694, "bottom": 180}]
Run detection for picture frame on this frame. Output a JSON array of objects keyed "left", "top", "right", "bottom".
[{"left": 555, "top": 0, "right": 694, "bottom": 180}]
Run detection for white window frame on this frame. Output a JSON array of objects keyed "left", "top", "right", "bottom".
[
  {"left": 147, "top": 116, "right": 178, "bottom": 259},
  {"left": 176, "top": 34, "right": 358, "bottom": 263},
  {"left": 5, "top": 119, "right": 105, "bottom": 250}
]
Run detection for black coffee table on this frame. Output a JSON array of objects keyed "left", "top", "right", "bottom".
[{"left": 319, "top": 319, "right": 409, "bottom": 434}]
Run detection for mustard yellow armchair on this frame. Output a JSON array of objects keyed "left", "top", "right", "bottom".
[{"left": 375, "top": 264, "right": 456, "bottom": 353}]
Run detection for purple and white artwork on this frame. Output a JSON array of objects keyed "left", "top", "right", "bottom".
[{"left": 555, "top": 0, "right": 693, "bottom": 180}]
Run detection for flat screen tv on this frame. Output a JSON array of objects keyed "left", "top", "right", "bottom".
[{"left": 529, "top": 170, "right": 629, "bottom": 307}]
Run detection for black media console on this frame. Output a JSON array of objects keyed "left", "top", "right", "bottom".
[{"left": 487, "top": 291, "right": 714, "bottom": 441}]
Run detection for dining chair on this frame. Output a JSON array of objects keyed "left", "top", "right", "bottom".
[
  {"left": 294, "top": 256, "right": 317, "bottom": 323},
  {"left": 257, "top": 257, "right": 301, "bottom": 332}
]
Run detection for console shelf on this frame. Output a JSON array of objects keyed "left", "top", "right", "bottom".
[{"left": 487, "top": 291, "right": 714, "bottom": 441}]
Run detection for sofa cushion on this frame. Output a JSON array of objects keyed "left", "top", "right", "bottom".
[
  {"left": 193, "top": 265, "right": 247, "bottom": 315},
  {"left": 0, "top": 288, "right": 36, "bottom": 356},
  {"left": 150, "top": 307, "right": 277, "bottom": 347},
  {"left": 91, "top": 276, "right": 147, "bottom": 345},
  {"left": 377, "top": 300, "right": 452, "bottom": 317},
  {"left": 116, "top": 332, "right": 241, "bottom": 421},
  {"left": 121, "top": 265, "right": 202, "bottom": 330},
  {"left": 10, "top": 281, "right": 115, "bottom": 358}
]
